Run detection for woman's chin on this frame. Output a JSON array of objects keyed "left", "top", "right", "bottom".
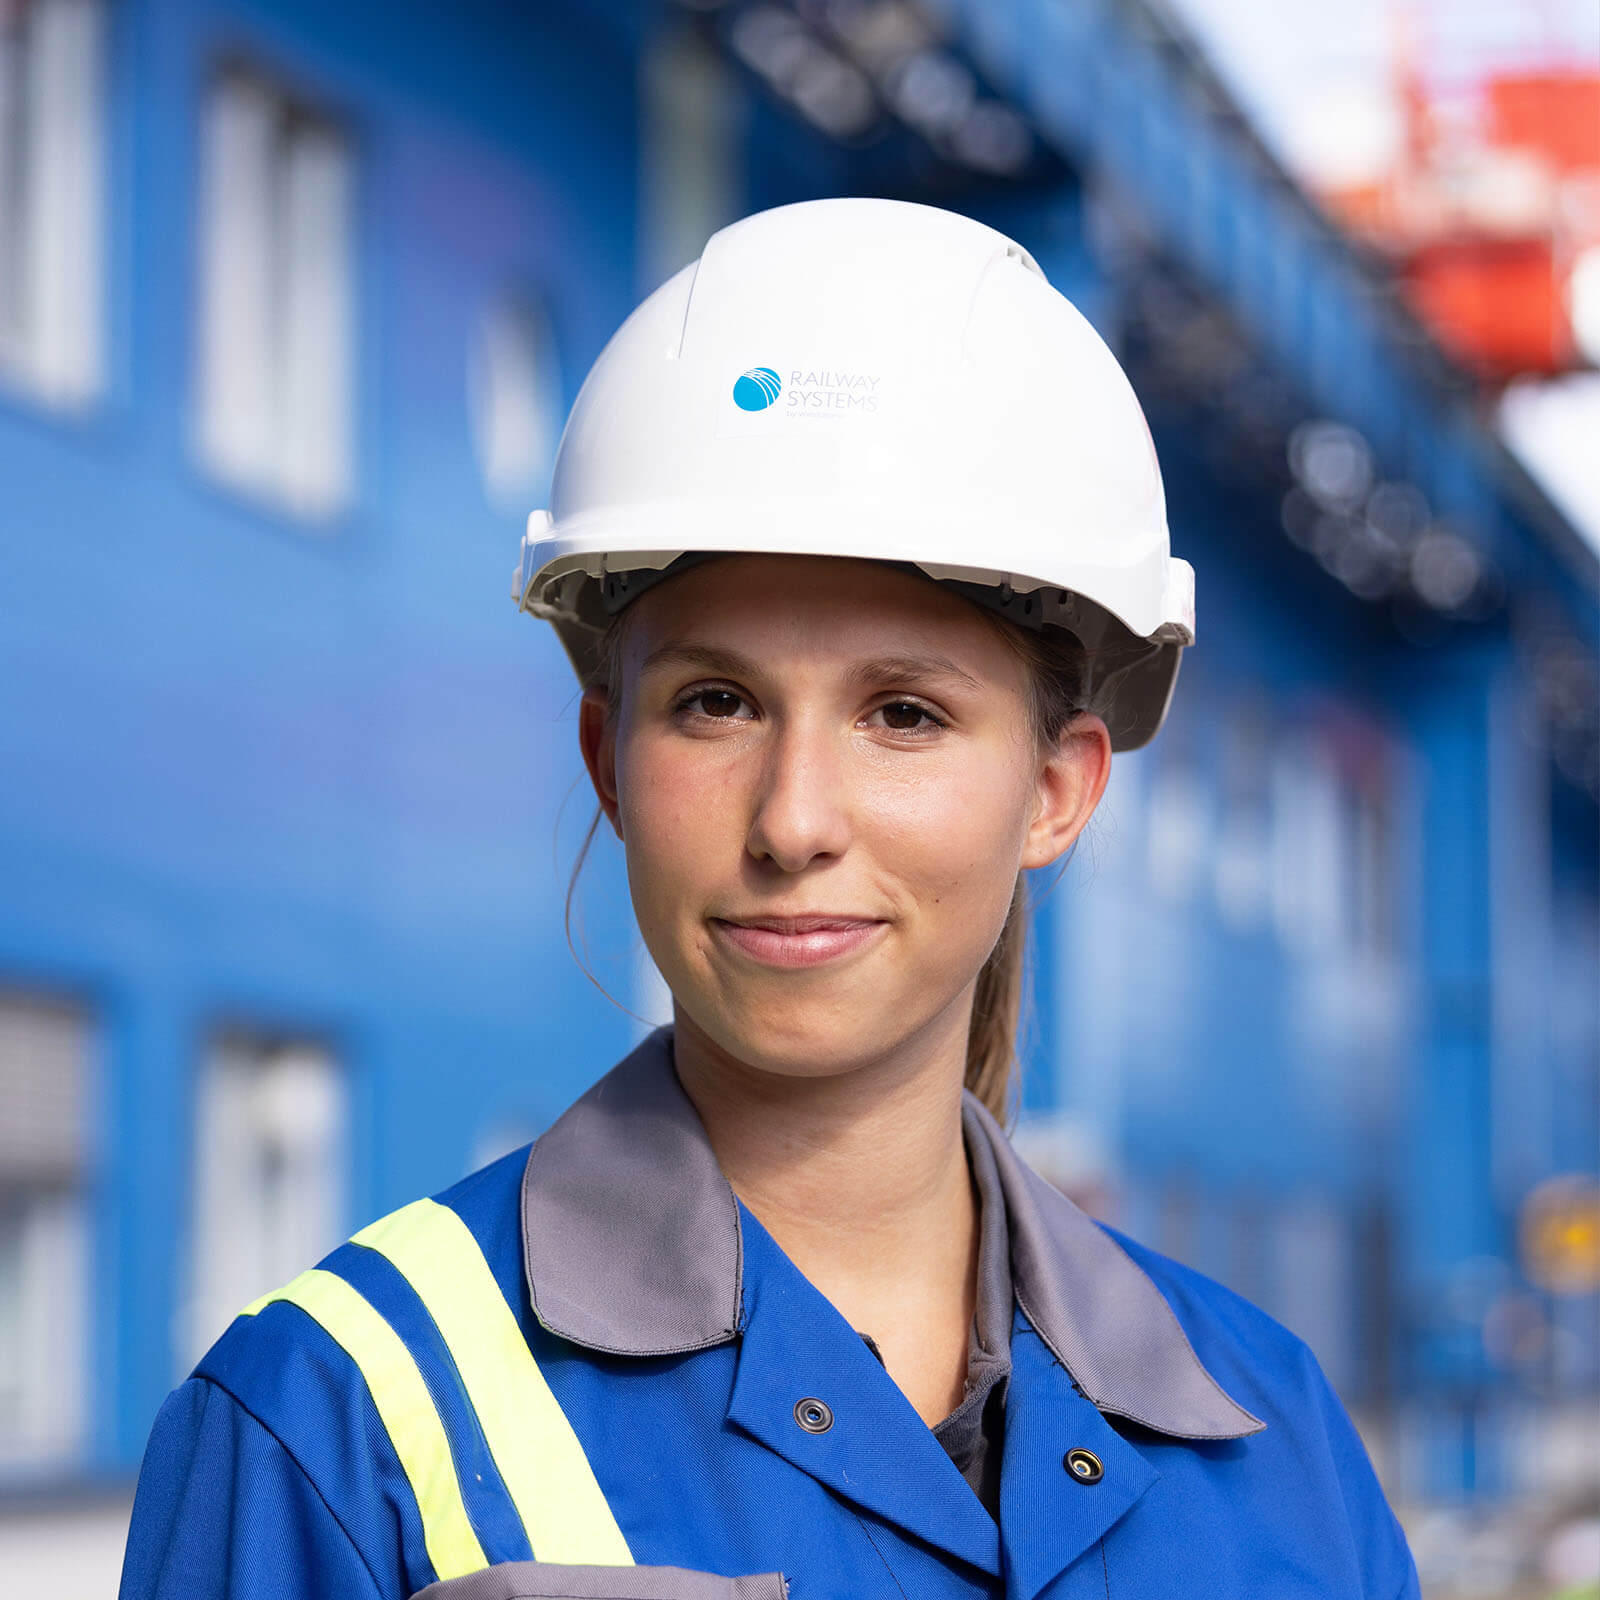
[{"left": 678, "top": 994, "right": 927, "bottom": 1085}]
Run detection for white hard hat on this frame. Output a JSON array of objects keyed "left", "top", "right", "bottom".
[{"left": 512, "top": 196, "right": 1194, "bottom": 751}]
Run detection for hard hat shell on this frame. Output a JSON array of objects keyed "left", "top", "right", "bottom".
[{"left": 512, "top": 195, "right": 1195, "bottom": 751}]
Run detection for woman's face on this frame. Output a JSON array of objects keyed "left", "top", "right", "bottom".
[{"left": 579, "top": 553, "right": 1109, "bottom": 1082}]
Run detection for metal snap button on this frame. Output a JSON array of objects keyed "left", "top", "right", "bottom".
[
  {"left": 794, "top": 1397, "right": 834, "bottom": 1433},
  {"left": 1064, "top": 1447, "right": 1104, "bottom": 1484}
]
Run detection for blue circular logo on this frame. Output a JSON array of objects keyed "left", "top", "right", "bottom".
[{"left": 732, "top": 366, "right": 782, "bottom": 411}]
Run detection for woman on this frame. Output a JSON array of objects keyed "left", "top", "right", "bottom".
[{"left": 120, "top": 198, "right": 1421, "bottom": 1598}]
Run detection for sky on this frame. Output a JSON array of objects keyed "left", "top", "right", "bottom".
[{"left": 1168, "top": 0, "right": 1600, "bottom": 558}]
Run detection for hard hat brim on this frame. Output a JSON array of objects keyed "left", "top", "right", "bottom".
[{"left": 514, "top": 508, "right": 1191, "bottom": 753}]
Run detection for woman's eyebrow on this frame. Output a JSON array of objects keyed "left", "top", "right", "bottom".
[
  {"left": 638, "top": 640, "right": 985, "bottom": 693},
  {"left": 637, "top": 642, "right": 759, "bottom": 679},
  {"left": 844, "top": 654, "right": 984, "bottom": 693}
]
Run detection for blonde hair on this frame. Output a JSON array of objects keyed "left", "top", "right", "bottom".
[{"left": 566, "top": 587, "right": 1098, "bottom": 1126}]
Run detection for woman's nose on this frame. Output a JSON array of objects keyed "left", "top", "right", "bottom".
[{"left": 744, "top": 717, "right": 853, "bottom": 872}]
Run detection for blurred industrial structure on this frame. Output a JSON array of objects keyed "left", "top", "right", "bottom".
[
  {"left": 1316, "top": 12, "right": 1600, "bottom": 384},
  {"left": 0, "top": 0, "right": 1595, "bottom": 1594}
]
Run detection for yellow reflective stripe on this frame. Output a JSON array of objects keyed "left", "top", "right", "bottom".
[
  {"left": 353, "top": 1198, "right": 633, "bottom": 1566},
  {"left": 241, "top": 1267, "right": 488, "bottom": 1583}
]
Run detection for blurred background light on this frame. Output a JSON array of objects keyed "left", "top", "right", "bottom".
[
  {"left": 1289, "top": 419, "right": 1376, "bottom": 512},
  {"left": 728, "top": 4, "right": 878, "bottom": 139},
  {"left": 882, "top": 47, "right": 974, "bottom": 135},
  {"left": 1410, "top": 526, "right": 1484, "bottom": 612}
]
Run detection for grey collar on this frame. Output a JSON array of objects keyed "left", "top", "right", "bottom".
[{"left": 522, "top": 1025, "right": 1265, "bottom": 1440}]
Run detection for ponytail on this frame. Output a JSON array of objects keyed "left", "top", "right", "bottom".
[
  {"left": 964, "top": 874, "right": 1030, "bottom": 1123},
  {"left": 961, "top": 613, "right": 1101, "bottom": 1126}
]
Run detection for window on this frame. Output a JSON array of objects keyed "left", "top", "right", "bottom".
[
  {"left": 1271, "top": 713, "right": 1399, "bottom": 964},
  {"left": 1344, "top": 748, "right": 1398, "bottom": 962},
  {"left": 1213, "top": 701, "right": 1273, "bottom": 932},
  {"left": 195, "top": 64, "right": 354, "bottom": 519},
  {"left": 1146, "top": 749, "right": 1209, "bottom": 904},
  {"left": 0, "top": 992, "right": 93, "bottom": 1466},
  {"left": 185, "top": 1030, "right": 345, "bottom": 1365},
  {"left": 468, "top": 290, "right": 562, "bottom": 511},
  {"left": 0, "top": 0, "right": 105, "bottom": 407},
  {"left": 1270, "top": 727, "right": 1344, "bottom": 958}
]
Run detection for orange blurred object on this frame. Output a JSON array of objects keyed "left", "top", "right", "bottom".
[
  {"left": 1319, "top": 42, "right": 1600, "bottom": 384},
  {"left": 1489, "top": 71, "right": 1600, "bottom": 178},
  {"left": 1403, "top": 234, "right": 1573, "bottom": 377}
]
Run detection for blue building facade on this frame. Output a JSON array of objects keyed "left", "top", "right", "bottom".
[{"left": 0, "top": 0, "right": 1594, "bottom": 1585}]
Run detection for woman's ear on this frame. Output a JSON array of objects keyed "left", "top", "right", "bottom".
[
  {"left": 578, "top": 685, "right": 624, "bottom": 839},
  {"left": 1021, "top": 711, "right": 1111, "bottom": 871}
]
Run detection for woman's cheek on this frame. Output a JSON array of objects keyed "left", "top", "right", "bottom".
[
  {"left": 622, "top": 747, "right": 737, "bottom": 944},
  {"left": 870, "top": 747, "right": 1024, "bottom": 867},
  {"left": 627, "top": 800, "right": 710, "bottom": 918},
  {"left": 881, "top": 763, "right": 1026, "bottom": 956},
  {"left": 625, "top": 736, "right": 732, "bottom": 844}
]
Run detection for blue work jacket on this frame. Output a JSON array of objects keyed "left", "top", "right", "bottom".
[{"left": 119, "top": 1025, "right": 1421, "bottom": 1599}]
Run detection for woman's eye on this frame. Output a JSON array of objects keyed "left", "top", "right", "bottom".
[
  {"left": 671, "top": 689, "right": 944, "bottom": 734},
  {"left": 677, "top": 687, "right": 749, "bottom": 720},
  {"left": 873, "top": 700, "right": 945, "bottom": 734}
]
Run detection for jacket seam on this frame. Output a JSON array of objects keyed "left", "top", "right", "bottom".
[
  {"left": 849, "top": 1511, "right": 911, "bottom": 1600},
  {"left": 192, "top": 1372, "right": 387, "bottom": 1599}
]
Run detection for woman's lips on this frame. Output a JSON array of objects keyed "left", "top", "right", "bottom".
[{"left": 710, "top": 918, "right": 886, "bottom": 969}]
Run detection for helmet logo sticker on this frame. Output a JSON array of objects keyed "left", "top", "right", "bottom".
[
  {"left": 732, "top": 367, "right": 783, "bottom": 411},
  {"left": 717, "top": 363, "right": 885, "bottom": 438}
]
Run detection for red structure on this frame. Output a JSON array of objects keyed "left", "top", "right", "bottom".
[{"left": 1320, "top": 23, "right": 1600, "bottom": 384}]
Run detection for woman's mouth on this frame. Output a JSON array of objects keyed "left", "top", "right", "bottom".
[{"left": 709, "top": 916, "right": 887, "bottom": 970}]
